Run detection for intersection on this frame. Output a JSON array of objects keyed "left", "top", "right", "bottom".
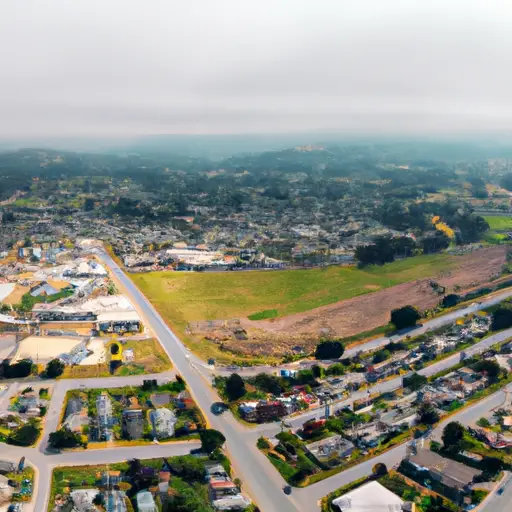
[{"left": 2, "top": 250, "right": 511, "bottom": 512}]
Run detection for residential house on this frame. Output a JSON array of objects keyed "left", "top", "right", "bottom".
[
  {"left": 122, "top": 409, "right": 144, "bottom": 440},
  {"left": 332, "top": 480, "right": 410, "bottom": 512},
  {"left": 406, "top": 448, "right": 481, "bottom": 503},
  {"left": 150, "top": 408, "right": 177, "bottom": 439},
  {"left": 136, "top": 490, "right": 158, "bottom": 512},
  {"left": 0, "top": 460, "right": 16, "bottom": 475},
  {"left": 70, "top": 489, "right": 100, "bottom": 512},
  {"left": 96, "top": 392, "right": 114, "bottom": 441},
  {"left": 305, "top": 434, "right": 354, "bottom": 467},
  {"left": 419, "top": 385, "right": 460, "bottom": 407},
  {"left": 101, "top": 470, "right": 122, "bottom": 487},
  {"left": 173, "top": 391, "right": 195, "bottom": 410},
  {"left": 212, "top": 495, "right": 252, "bottom": 510},
  {"left": 439, "top": 368, "right": 487, "bottom": 397},
  {"left": 256, "top": 401, "right": 286, "bottom": 423},
  {"left": 378, "top": 407, "right": 417, "bottom": 430},
  {"left": 105, "top": 490, "right": 127, "bottom": 512},
  {"left": 150, "top": 393, "right": 171, "bottom": 406},
  {"left": 238, "top": 402, "right": 258, "bottom": 423},
  {"left": 29, "top": 281, "right": 59, "bottom": 297},
  {"left": 63, "top": 408, "right": 88, "bottom": 433}
]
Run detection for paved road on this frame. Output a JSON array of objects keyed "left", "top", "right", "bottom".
[
  {"left": 39, "top": 371, "right": 176, "bottom": 452},
  {"left": 98, "top": 250, "right": 301, "bottom": 512},
  {"left": 1, "top": 250, "right": 510, "bottom": 512},
  {"left": 208, "top": 287, "right": 512, "bottom": 377},
  {"left": 292, "top": 383, "right": 512, "bottom": 511},
  {"left": 253, "top": 326, "right": 512, "bottom": 434},
  {"left": 479, "top": 471, "right": 512, "bottom": 512}
]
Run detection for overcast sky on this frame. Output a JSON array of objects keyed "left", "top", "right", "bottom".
[{"left": 1, "top": 0, "right": 511, "bottom": 137}]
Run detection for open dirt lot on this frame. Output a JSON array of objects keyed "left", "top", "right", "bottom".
[
  {"left": 226, "top": 246, "right": 508, "bottom": 356},
  {"left": 13, "top": 336, "right": 84, "bottom": 365}
]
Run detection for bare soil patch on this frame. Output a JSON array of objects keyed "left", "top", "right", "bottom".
[{"left": 219, "top": 246, "right": 507, "bottom": 357}]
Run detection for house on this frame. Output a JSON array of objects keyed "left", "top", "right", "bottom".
[
  {"left": 96, "top": 392, "right": 114, "bottom": 441},
  {"left": 101, "top": 470, "right": 122, "bottom": 487},
  {"left": 136, "top": 490, "right": 158, "bottom": 512},
  {"left": 122, "top": 409, "right": 144, "bottom": 439},
  {"left": 378, "top": 407, "right": 417, "bottom": 429},
  {"left": 238, "top": 402, "right": 258, "bottom": 422},
  {"left": 256, "top": 401, "right": 286, "bottom": 423},
  {"left": 439, "top": 368, "right": 487, "bottom": 397},
  {"left": 419, "top": 385, "right": 460, "bottom": 406},
  {"left": 407, "top": 448, "right": 481, "bottom": 503},
  {"left": 0, "top": 460, "right": 16, "bottom": 475},
  {"left": 150, "top": 393, "right": 171, "bottom": 406},
  {"left": 173, "top": 391, "right": 195, "bottom": 410},
  {"left": 105, "top": 490, "right": 127, "bottom": 512},
  {"left": 212, "top": 495, "right": 252, "bottom": 510},
  {"left": 305, "top": 434, "right": 354, "bottom": 467},
  {"left": 29, "top": 281, "right": 59, "bottom": 297},
  {"left": 97, "top": 393, "right": 113, "bottom": 426},
  {"left": 331, "top": 480, "right": 409, "bottom": 512},
  {"left": 150, "top": 408, "right": 177, "bottom": 439},
  {"left": 70, "top": 488, "right": 100, "bottom": 512}
]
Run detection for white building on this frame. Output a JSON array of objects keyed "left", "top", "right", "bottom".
[
  {"left": 150, "top": 408, "right": 177, "bottom": 438},
  {"left": 136, "top": 491, "right": 158, "bottom": 512},
  {"left": 332, "top": 481, "right": 406, "bottom": 512}
]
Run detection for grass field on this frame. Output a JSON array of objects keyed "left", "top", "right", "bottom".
[
  {"left": 131, "top": 254, "right": 454, "bottom": 332},
  {"left": 484, "top": 215, "right": 512, "bottom": 231},
  {"left": 60, "top": 338, "right": 171, "bottom": 379}
]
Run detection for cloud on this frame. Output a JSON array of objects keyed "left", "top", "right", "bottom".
[{"left": 1, "top": 0, "right": 511, "bottom": 136}]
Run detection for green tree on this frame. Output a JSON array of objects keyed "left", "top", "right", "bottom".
[
  {"left": 473, "top": 359, "right": 501, "bottom": 381},
  {"left": 49, "top": 427, "right": 85, "bottom": 449},
  {"left": 312, "top": 365, "right": 324, "bottom": 379},
  {"left": 45, "top": 358, "right": 65, "bottom": 378},
  {"left": 372, "top": 462, "right": 388, "bottom": 476},
  {"left": 225, "top": 374, "right": 246, "bottom": 401},
  {"left": 200, "top": 429, "right": 226, "bottom": 454},
  {"left": 315, "top": 341, "right": 344, "bottom": 360},
  {"left": 325, "top": 363, "right": 345, "bottom": 376},
  {"left": 491, "top": 303, "right": 512, "bottom": 330},
  {"left": 442, "top": 422, "right": 464, "bottom": 453},
  {"left": 390, "top": 305, "right": 421, "bottom": 330},
  {"left": 6, "top": 359, "right": 33, "bottom": 378},
  {"left": 257, "top": 436, "right": 270, "bottom": 450},
  {"left": 418, "top": 402, "right": 439, "bottom": 425},
  {"left": 476, "top": 417, "right": 491, "bottom": 428},
  {"left": 372, "top": 350, "right": 391, "bottom": 364},
  {"left": 168, "top": 456, "right": 206, "bottom": 481},
  {"left": 93, "top": 493, "right": 105, "bottom": 506},
  {"left": 403, "top": 373, "right": 427, "bottom": 391},
  {"left": 7, "top": 424, "right": 40, "bottom": 446}
]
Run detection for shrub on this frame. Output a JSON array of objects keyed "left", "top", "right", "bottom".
[
  {"left": 45, "top": 359, "right": 65, "bottom": 379},
  {"left": 225, "top": 374, "right": 246, "bottom": 401},
  {"left": 7, "top": 424, "right": 40, "bottom": 446},
  {"left": 257, "top": 437, "right": 271, "bottom": 450},
  {"left": 390, "top": 305, "right": 421, "bottom": 330},
  {"left": 315, "top": 341, "right": 344, "bottom": 360},
  {"left": 372, "top": 463, "right": 388, "bottom": 476}
]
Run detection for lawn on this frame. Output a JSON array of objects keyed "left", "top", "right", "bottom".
[
  {"left": 114, "top": 338, "right": 171, "bottom": 376},
  {"left": 59, "top": 338, "right": 171, "bottom": 379},
  {"left": 483, "top": 216, "right": 512, "bottom": 231},
  {"left": 132, "top": 253, "right": 453, "bottom": 329}
]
